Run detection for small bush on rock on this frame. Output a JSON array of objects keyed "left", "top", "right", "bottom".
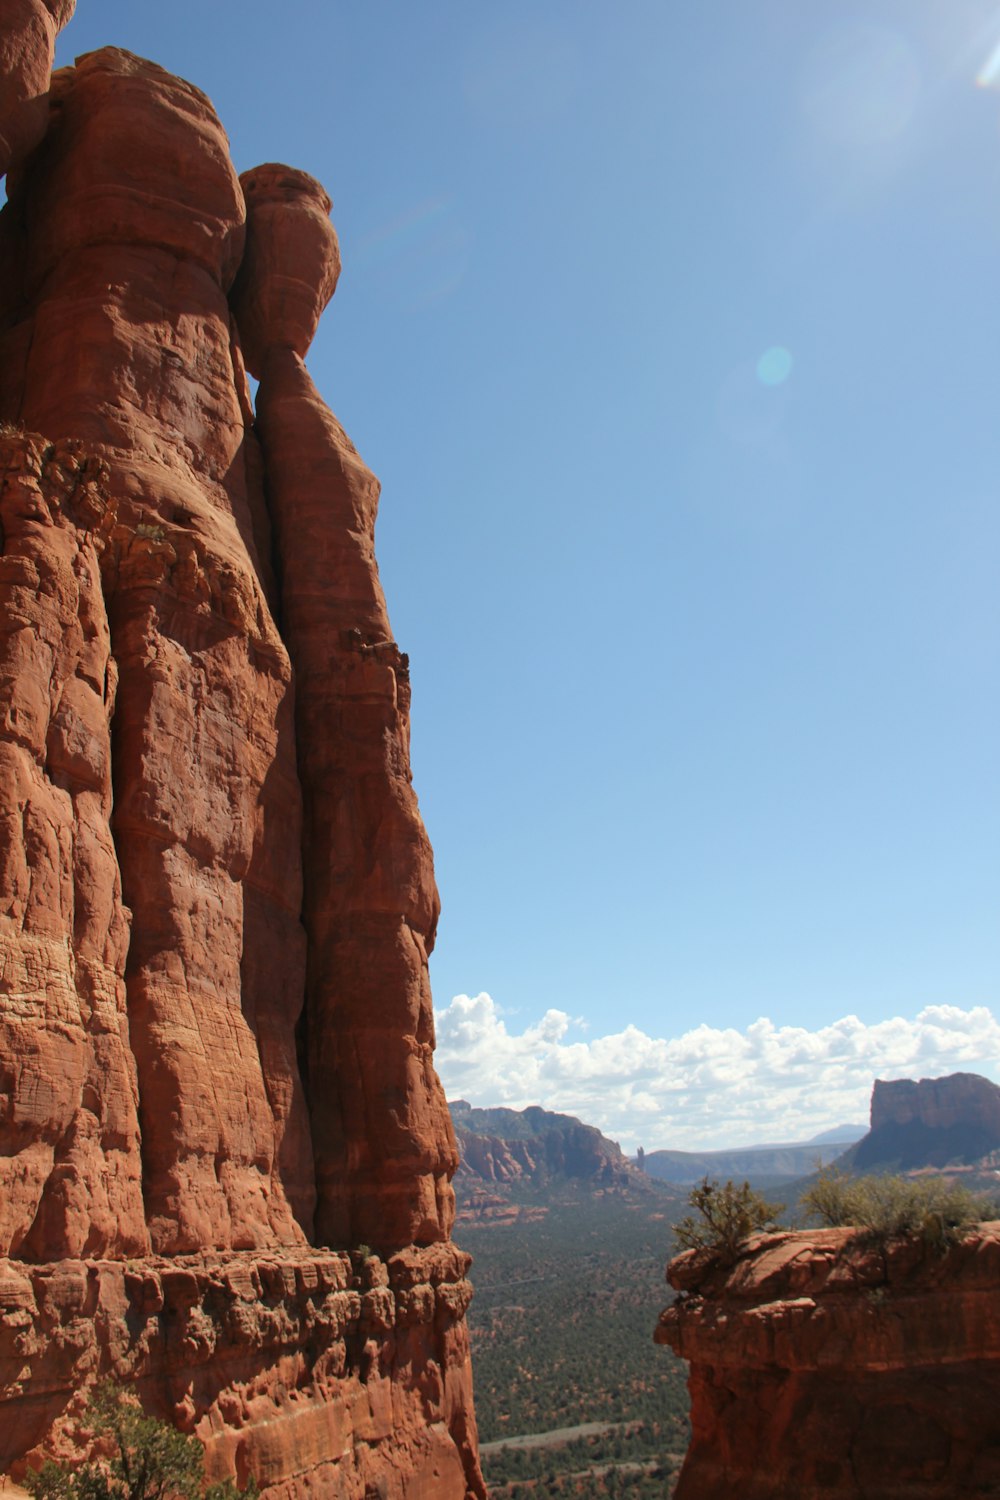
[
  {"left": 25, "top": 1383, "right": 257, "bottom": 1500},
  {"left": 672, "top": 1178, "right": 785, "bottom": 1262},
  {"left": 800, "top": 1167, "right": 996, "bottom": 1247}
]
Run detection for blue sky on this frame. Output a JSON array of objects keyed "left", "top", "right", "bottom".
[{"left": 55, "top": 2, "right": 1000, "bottom": 1146}]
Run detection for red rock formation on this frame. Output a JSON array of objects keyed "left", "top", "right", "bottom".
[
  {"left": 656, "top": 1223, "right": 1000, "bottom": 1498},
  {"left": 230, "top": 164, "right": 342, "bottom": 380},
  {"left": 0, "top": 1244, "right": 480, "bottom": 1499},
  {"left": 0, "top": 434, "right": 146, "bottom": 1260},
  {"left": 1, "top": 47, "right": 312, "bottom": 1255},
  {"left": 0, "top": 38, "right": 481, "bottom": 1500},
  {"left": 240, "top": 165, "right": 457, "bottom": 1253},
  {"left": 450, "top": 1101, "right": 640, "bottom": 1190},
  {"left": 0, "top": 0, "right": 74, "bottom": 179}
]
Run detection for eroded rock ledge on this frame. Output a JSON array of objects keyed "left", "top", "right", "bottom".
[
  {"left": 656, "top": 1223, "right": 1000, "bottom": 1499},
  {"left": 1, "top": 1244, "right": 477, "bottom": 1498}
]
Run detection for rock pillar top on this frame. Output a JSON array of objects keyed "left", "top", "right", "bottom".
[
  {"left": 230, "top": 162, "right": 341, "bottom": 377},
  {"left": 11, "top": 47, "right": 246, "bottom": 291},
  {"left": 0, "top": 0, "right": 75, "bottom": 177}
]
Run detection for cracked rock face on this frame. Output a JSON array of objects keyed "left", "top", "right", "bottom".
[{"left": 0, "top": 33, "right": 477, "bottom": 1500}]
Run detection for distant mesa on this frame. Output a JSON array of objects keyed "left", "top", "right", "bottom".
[
  {"left": 847, "top": 1071, "right": 1000, "bottom": 1173},
  {"left": 641, "top": 1071, "right": 1000, "bottom": 1191}
]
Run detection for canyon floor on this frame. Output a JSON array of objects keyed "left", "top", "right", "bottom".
[{"left": 458, "top": 1184, "right": 688, "bottom": 1498}]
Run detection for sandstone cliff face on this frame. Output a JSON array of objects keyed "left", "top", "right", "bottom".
[
  {"left": 0, "top": 28, "right": 479, "bottom": 1500},
  {"left": 656, "top": 1223, "right": 1000, "bottom": 1499},
  {"left": 0, "top": 434, "right": 145, "bottom": 1262}
]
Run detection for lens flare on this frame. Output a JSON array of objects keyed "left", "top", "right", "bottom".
[
  {"left": 976, "top": 37, "right": 1000, "bottom": 89},
  {"left": 756, "top": 347, "right": 793, "bottom": 386},
  {"left": 800, "top": 22, "right": 921, "bottom": 146}
]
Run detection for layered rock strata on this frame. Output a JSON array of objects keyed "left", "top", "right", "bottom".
[
  {"left": 656, "top": 1223, "right": 1000, "bottom": 1498},
  {"left": 0, "top": 1244, "right": 479, "bottom": 1499},
  {"left": 0, "top": 31, "right": 479, "bottom": 1500}
]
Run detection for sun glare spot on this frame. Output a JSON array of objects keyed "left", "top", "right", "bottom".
[
  {"left": 976, "top": 37, "right": 1000, "bottom": 89},
  {"left": 756, "top": 347, "right": 793, "bottom": 386},
  {"left": 800, "top": 22, "right": 921, "bottom": 146}
]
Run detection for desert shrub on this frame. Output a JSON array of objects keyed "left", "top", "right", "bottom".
[
  {"left": 672, "top": 1178, "right": 785, "bottom": 1261},
  {"left": 800, "top": 1166, "right": 995, "bottom": 1246},
  {"left": 25, "top": 1383, "right": 257, "bottom": 1500}
]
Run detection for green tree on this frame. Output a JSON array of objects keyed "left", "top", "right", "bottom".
[
  {"left": 26, "top": 1384, "right": 255, "bottom": 1500},
  {"left": 672, "top": 1178, "right": 784, "bottom": 1262}
]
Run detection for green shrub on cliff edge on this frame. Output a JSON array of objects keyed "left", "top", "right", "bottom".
[
  {"left": 25, "top": 1383, "right": 256, "bottom": 1500},
  {"left": 799, "top": 1166, "right": 996, "bottom": 1247},
  {"left": 672, "top": 1178, "right": 785, "bottom": 1262}
]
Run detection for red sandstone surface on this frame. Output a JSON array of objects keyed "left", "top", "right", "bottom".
[
  {"left": 656, "top": 1222, "right": 1000, "bottom": 1498},
  {"left": 0, "top": 0, "right": 74, "bottom": 178},
  {"left": 0, "top": 28, "right": 481, "bottom": 1500}
]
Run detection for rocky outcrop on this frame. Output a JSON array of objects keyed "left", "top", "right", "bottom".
[
  {"left": 450, "top": 1102, "right": 640, "bottom": 1190},
  {"left": 656, "top": 1223, "right": 1000, "bottom": 1498},
  {"left": 0, "top": 0, "right": 74, "bottom": 178},
  {"left": 238, "top": 163, "right": 457, "bottom": 1252},
  {"left": 0, "top": 34, "right": 480, "bottom": 1500},
  {"left": 255, "top": 347, "right": 457, "bottom": 1255},
  {"left": 0, "top": 1244, "right": 479, "bottom": 1499},
  {"left": 854, "top": 1071, "right": 1000, "bottom": 1171},
  {"left": 2, "top": 45, "right": 309, "bottom": 1258},
  {"left": 230, "top": 165, "right": 342, "bottom": 380}
]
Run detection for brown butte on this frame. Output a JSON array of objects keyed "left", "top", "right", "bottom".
[
  {"left": 656, "top": 1223, "right": 1000, "bottom": 1499},
  {"left": 0, "top": 31, "right": 482, "bottom": 1500}
]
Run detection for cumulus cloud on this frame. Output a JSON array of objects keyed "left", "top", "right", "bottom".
[{"left": 433, "top": 993, "right": 1000, "bottom": 1151}]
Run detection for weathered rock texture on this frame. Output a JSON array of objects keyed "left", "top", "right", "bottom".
[
  {"left": 450, "top": 1101, "right": 641, "bottom": 1191},
  {"left": 0, "top": 0, "right": 74, "bottom": 178},
  {"left": 656, "top": 1223, "right": 1000, "bottom": 1499},
  {"left": 0, "top": 32, "right": 479, "bottom": 1500},
  {"left": 0, "top": 1245, "right": 479, "bottom": 1498}
]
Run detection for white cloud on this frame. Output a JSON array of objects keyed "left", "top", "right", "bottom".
[{"left": 433, "top": 993, "right": 1000, "bottom": 1152}]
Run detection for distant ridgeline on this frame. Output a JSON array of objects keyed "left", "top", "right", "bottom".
[
  {"left": 449, "top": 1100, "right": 650, "bottom": 1193},
  {"left": 640, "top": 1132, "right": 863, "bottom": 1190}
]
